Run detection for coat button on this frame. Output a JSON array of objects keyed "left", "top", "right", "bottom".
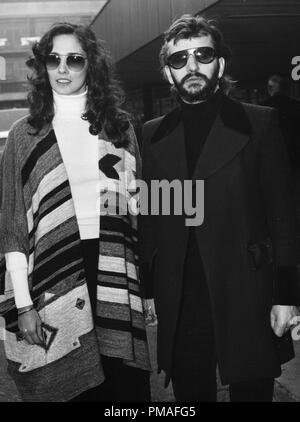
[
  {"left": 76, "top": 298, "right": 85, "bottom": 310},
  {"left": 73, "top": 341, "right": 79, "bottom": 347}
]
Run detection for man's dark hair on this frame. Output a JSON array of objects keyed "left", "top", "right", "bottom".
[
  {"left": 26, "top": 22, "right": 130, "bottom": 145},
  {"left": 159, "top": 14, "right": 232, "bottom": 92}
]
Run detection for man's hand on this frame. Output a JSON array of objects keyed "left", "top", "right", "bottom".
[{"left": 270, "top": 305, "right": 299, "bottom": 337}]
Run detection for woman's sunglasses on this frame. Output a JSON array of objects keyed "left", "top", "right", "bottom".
[
  {"left": 167, "top": 47, "right": 217, "bottom": 69},
  {"left": 45, "top": 53, "right": 87, "bottom": 72}
]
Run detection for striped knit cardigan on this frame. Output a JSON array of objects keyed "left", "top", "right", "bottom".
[{"left": 0, "top": 117, "right": 151, "bottom": 402}]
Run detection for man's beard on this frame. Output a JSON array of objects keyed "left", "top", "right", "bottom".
[{"left": 172, "top": 66, "right": 220, "bottom": 103}]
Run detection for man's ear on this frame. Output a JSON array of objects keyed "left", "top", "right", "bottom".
[
  {"left": 164, "top": 65, "right": 174, "bottom": 85},
  {"left": 218, "top": 57, "right": 225, "bottom": 79}
]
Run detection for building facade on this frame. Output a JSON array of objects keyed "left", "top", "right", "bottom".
[
  {"left": 92, "top": 0, "right": 300, "bottom": 127},
  {"left": 0, "top": 0, "right": 106, "bottom": 109}
]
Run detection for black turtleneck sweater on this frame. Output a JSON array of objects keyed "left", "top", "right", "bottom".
[
  {"left": 173, "top": 91, "right": 224, "bottom": 362},
  {"left": 181, "top": 90, "right": 223, "bottom": 177},
  {"left": 180, "top": 91, "right": 222, "bottom": 296}
]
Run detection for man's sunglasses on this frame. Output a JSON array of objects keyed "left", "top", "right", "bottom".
[
  {"left": 167, "top": 47, "right": 217, "bottom": 69},
  {"left": 45, "top": 53, "right": 87, "bottom": 72}
]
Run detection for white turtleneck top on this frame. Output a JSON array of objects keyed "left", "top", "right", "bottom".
[
  {"left": 52, "top": 89, "right": 100, "bottom": 239},
  {"left": 5, "top": 89, "right": 100, "bottom": 308}
]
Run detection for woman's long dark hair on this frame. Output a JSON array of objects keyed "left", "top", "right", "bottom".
[{"left": 27, "top": 23, "right": 130, "bottom": 146}]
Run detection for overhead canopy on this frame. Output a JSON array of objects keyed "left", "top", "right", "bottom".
[
  {"left": 92, "top": 0, "right": 300, "bottom": 89},
  {"left": 92, "top": 0, "right": 220, "bottom": 62},
  {"left": 0, "top": 1, "right": 106, "bottom": 18}
]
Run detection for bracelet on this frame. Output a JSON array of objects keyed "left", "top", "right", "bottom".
[{"left": 18, "top": 305, "right": 35, "bottom": 316}]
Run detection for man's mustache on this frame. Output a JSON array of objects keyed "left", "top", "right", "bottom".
[{"left": 181, "top": 73, "right": 209, "bottom": 84}]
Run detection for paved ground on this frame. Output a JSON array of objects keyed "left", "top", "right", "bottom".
[
  {"left": 274, "top": 339, "right": 300, "bottom": 402},
  {"left": 148, "top": 327, "right": 300, "bottom": 402},
  {"left": 0, "top": 326, "right": 300, "bottom": 402}
]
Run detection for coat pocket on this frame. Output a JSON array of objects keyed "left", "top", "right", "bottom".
[{"left": 4, "top": 329, "right": 46, "bottom": 373}]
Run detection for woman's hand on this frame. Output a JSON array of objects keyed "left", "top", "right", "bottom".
[
  {"left": 144, "top": 298, "right": 158, "bottom": 326},
  {"left": 18, "top": 309, "right": 45, "bottom": 346}
]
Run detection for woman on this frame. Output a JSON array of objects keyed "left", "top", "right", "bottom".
[{"left": 0, "top": 23, "right": 151, "bottom": 402}]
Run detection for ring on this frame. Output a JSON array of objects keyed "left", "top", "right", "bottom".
[
  {"left": 22, "top": 329, "right": 28, "bottom": 334},
  {"left": 148, "top": 306, "right": 152, "bottom": 312}
]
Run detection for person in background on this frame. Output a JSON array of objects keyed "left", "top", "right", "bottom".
[
  {"left": 262, "top": 74, "right": 300, "bottom": 247},
  {"left": 0, "top": 22, "right": 151, "bottom": 402},
  {"left": 262, "top": 73, "right": 300, "bottom": 171},
  {"left": 140, "top": 14, "right": 299, "bottom": 402}
]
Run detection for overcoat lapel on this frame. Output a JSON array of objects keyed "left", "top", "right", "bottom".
[
  {"left": 149, "top": 96, "right": 251, "bottom": 182},
  {"left": 192, "top": 112, "right": 250, "bottom": 181},
  {"left": 149, "top": 108, "right": 188, "bottom": 182}
]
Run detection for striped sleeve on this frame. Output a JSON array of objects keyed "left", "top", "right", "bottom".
[{"left": 0, "top": 125, "right": 29, "bottom": 256}]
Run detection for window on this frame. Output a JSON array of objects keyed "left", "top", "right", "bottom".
[
  {"left": 0, "top": 38, "right": 7, "bottom": 47},
  {"left": 20, "top": 37, "right": 40, "bottom": 47},
  {"left": 0, "top": 56, "right": 5, "bottom": 80}
]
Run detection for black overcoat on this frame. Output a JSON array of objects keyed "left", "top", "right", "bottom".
[{"left": 140, "top": 94, "right": 299, "bottom": 386}]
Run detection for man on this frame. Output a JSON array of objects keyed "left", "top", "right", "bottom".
[
  {"left": 261, "top": 74, "right": 300, "bottom": 171},
  {"left": 140, "top": 15, "right": 299, "bottom": 402}
]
